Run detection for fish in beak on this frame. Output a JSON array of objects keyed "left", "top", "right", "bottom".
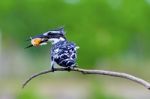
[
  {"left": 25, "top": 34, "right": 49, "bottom": 49},
  {"left": 25, "top": 27, "right": 66, "bottom": 48}
]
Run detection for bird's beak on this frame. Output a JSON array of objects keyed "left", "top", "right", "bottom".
[
  {"left": 25, "top": 36, "right": 33, "bottom": 49},
  {"left": 25, "top": 35, "right": 49, "bottom": 49},
  {"left": 25, "top": 44, "right": 33, "bottom": 49}
]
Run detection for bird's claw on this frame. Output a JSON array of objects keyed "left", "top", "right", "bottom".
[
  {"left": 51, "top": 66, "right": 55, "bottom": 72},
  {"left": 65, "top": 67, "right": 71, "bottom": 72}
]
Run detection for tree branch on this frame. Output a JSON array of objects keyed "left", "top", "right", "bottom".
[{"left": 22, "top": 67, "right": 150, "bottom": 90}]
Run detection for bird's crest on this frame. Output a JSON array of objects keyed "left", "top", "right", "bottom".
[{"left": 47, "top": 26, "right": 65, "bottom": 35}]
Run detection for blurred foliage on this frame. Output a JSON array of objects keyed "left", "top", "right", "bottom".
[
  {"left": 89, "top": 81, "right": 123, "bottom": 99},
  {"left": 1, "top": 0, "right": 150, "bottom": 67},
  {"left": 17, "top": 88, "right": 48, "bottom": 99}
]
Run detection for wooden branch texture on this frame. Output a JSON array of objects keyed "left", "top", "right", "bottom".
[{"left": 22, "top": 67, "right": 150, "bottom": 90}]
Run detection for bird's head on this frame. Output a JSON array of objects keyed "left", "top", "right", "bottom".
[{"left": 25, "top": 27, "right": 66, "bottom": 48}]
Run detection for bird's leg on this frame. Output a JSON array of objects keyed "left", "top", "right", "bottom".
[
  {"left": 51, "top": 65, "right": 55, "bottom": 72},
  {"left": 50, "top": 58, "right": 55, "bottom": 72}
]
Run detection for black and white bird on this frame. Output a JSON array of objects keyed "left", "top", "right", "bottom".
[{"left": 26, "top": 27, "right": 79, "bottom": 71}]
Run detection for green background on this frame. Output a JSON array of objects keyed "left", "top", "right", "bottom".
[{"left": 0, "top": 0, "right": 150, "bottom": 99}]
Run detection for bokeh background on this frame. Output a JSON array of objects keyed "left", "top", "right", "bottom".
[{"left": 0, "top": 0, "right": 150, "bottom": 99}]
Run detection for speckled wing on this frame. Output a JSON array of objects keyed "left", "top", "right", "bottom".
[{"left": 51, "top": 41, "right": 79, "bottom": 67}]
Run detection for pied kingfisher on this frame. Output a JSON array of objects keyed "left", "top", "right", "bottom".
[{"left": 26, "top": 27, "right": 79, "bottom": 71}]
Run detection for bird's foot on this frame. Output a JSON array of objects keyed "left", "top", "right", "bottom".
[
  {"left": 51, "top": 66, "right": 55, "bottom": 72},
  {"left": 65, "top": 67, "right": 71, "bottom": 72},
  {"left": 65, "top": 66, "right": 77, "bottom": 72}
]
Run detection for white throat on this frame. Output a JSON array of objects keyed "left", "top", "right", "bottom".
[{"left": 49, "top": 37, "right": 65, "bottom": 44}]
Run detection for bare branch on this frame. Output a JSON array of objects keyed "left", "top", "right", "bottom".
[{"left": 22, "top": 67, "right": 150, "bottom": 90}]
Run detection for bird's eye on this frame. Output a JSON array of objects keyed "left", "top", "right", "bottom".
[{"left": 31, "top": 38, "right": 42, "bottom": 47}]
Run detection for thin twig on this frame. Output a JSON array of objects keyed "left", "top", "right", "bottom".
[{"left": 22, "top": 67, "right": 150, "bottom": 90}]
